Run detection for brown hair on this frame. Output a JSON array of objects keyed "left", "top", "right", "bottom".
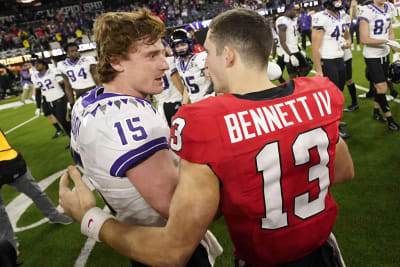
[
  {"left": 94, "top": 9, "right": 166, "bottom": 83},
  {"left": 209, "top": 9, "right": 272, "bottom": 69}
]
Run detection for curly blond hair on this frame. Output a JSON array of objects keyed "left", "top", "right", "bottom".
[{"left": 94, "top": 9, "right": 166, "bottom": 83}]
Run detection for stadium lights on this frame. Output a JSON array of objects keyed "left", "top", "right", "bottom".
[{"left": 16, "top": 0, "right": 35, "bottom": 3}]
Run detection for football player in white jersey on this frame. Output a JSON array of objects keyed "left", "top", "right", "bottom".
[
  {"left": 342, "top": 11, "right": 359, "bottom": 112},
  {"left": 58, "top": 43, "right": 99, "bottom": 100},
  {"left": 359, "top": 0, "right": 400, "bottom": 130},
  {"left": 68, "top": 10, "right": 219, "bottom": 267},
  {"left": 276, "top": 4, "right": 311, "bottom": 79},
  {"left": 31, "top": 59, "right": 72, "bottom": 138},
  {"left": 171, "top": 29, "right": 214, "bottom": 103},
  {"left": 271, "top": 21, "right": 286, "bottom": 83},
  {"left": 312, "top": 0, "right": 351, "bottom": 138},
  {"left": 153, "top": 44, "right": 186, "bottom": 127}
]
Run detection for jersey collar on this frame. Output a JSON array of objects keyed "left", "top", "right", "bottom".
[
  {"left": 67, "top": 57, "right": 81, "bottom": 66},
  {"left": 370, "top": 3, "right": 388, "bottom": 15}
]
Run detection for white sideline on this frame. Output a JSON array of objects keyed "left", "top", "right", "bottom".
[
  {"left": 74, "top": 206, "right": 111, "bottom": 267},
  {"left": 4, "top": 115, "right": 38, "bottom": 135}
]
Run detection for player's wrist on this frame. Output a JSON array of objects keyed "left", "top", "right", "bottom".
[{"left": 81, "top": 207, "right": 115, "bottom": 242}]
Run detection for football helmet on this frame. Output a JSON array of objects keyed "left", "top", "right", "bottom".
[
  {"left": 171, "top": 29, "right": 194, "bottom": 58},
  {"left": 322, "top": 0, "right": 343, "bottom": 12},
  {"left": 389, "top": 60, "right": 400, "bottom": 84}
]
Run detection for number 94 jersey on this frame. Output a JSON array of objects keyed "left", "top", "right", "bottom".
[
  {"left": 359, "top": 3, "right": 391, "bottom": 58},
  {"left": 58, "top": 56, "right": 97, "bottom": 89},
  {"left": 175, "top": 51, "right": 211, "bottom": 103},
  {"left": 70, "top": 87, "right": 169, "bottom": 226},
  {"left": 170, "top": 76, "right": 344, "bottom": 266}
]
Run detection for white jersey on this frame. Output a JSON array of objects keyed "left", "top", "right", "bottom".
[
  {"left": 276, "top": 15, "right": 299, "bottom": 55},
  {"left": 343, "top": 12, "right": 353, "bottom": 61},
  {"left": 312, "top": 10, "right": 346, "bottom": 59},
  {"left": 31, "top": 68, "right": 64, "bottom": 102},
  {"left": 70, "top": 87, "right": 169, "bottom": 226},
  {"left": 359, "top": 3, "right": 391, "bottom": 58},
  {"left": 57, "top": 56, "right": 97, "bottom": 90},
  {"left": 153, "top": 56, "right": 182, "bottom": 104},
  {"left": 272, "top": 27, "right": 284, "bottom": 57},
  {"left": 175, "top": 51, "right": 211, "bottom": 103}
]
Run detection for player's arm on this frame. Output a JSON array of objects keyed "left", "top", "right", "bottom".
[
  {"left": 125, "top": 149, "right": 178, "bottom": 218},
  {"left": 171, "top": 71, "right": 185, "bottom": 96},
  {"left": 271, "top": 41, "right": 277, "bottom": 59},
  {"left": 90, "top": 64, "right": 101, "bottom": 86},
  {"left": 388, "top": 24, "right": 397, "bottom": 53},
  {"left": 332, "top": 137, "right": 354, "bottom": 185},
  {"left": 343, "top": 25, "right": 352, "bottom": 49},
  {"left": 311, "top": 28, "right": 324, "bottom": 76},
  {"left": 60, "top": 159, "right": 220, "bottom": 266},
  {"left": 61, "top": 73, "right": 75, "bottom": 105},
  {"left": 359, "top": 19, "right": 386, "bottom": 46},
  {"left": 103, "top": 159, "right": 219, "bottom": 266},
  {"left": 278, "top": 25, "right": 291, "bottom": 56}
]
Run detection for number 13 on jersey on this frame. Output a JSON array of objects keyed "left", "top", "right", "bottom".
[{"left": 256, "top": 127, "right": 331, "bottom": 230}]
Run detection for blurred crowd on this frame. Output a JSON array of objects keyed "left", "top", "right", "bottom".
[{"left": 0, "top": 0, "right": 237, "bottom": 53}]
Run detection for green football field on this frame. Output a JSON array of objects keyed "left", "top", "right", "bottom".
[{"left": 1, "top": 31, "right": 400, "bottom": 267}]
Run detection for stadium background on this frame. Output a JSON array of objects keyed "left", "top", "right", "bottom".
[{"left": 1, "top": 0, "right": 400, "bottom": 266}]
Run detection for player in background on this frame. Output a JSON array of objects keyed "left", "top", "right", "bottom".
[
  {"left": 68, "top": 10, "right": 220, "bottom": 267},
  {"left": 60, "top": 9, "right": 354, "bottom": 267},
  {"left": 271, "top": 20, "right": 286, "bottom": 83},
  {"left": 31, "top": 59, "right": 72, "bottom": 139},
  {"left": 312, "top": 0, "right": 352, "bottom": 138},
  {"left": 153, "top": 41, "right": 186, "bottom": 127},
  {"left": 342, "top": 10, "right": 359, "bottom": 112},
  {"left": 276, "top": 4, "right": 311, "bottom": 80},
  {"left": 171, "top": 29, "right": 214, "bottom": 104},
  {"left": 349, "top": 0, "right": 361, "bottom": 51},
  {"left": 19, "top": 63, "right": 34, "bottom": 104},
  {"left": 58, "top": 43, "right": 99, "bottom": 102},
  {"left": 359, "top": 0, "right": 400, "bottom": 130}
]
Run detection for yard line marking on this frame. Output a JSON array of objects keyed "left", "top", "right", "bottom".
[
  {"left": 74, "top": 206, "right": 111, "bottom": 267},
  {"left": 4, "top": 116, "right": 38, "bottom": 135}
]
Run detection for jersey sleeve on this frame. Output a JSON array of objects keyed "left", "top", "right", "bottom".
[
  {"left": 312, "top": 12, "right": 325, "bottom": 30},
  {"left": 276, "top": 17, "right": 287, "bottom": 29},
  {"left": 169, "top": 102, "right": 222, "bottom": 164},
  {"left": 86, "top": 56, "right": 97, "bottom": 65},
  {"left": 358, "top": 5, "right": 370, "bottom": 22},
  {"left": 166, "top": 56, "right": 177, "bottom": 76},
  {"left": 57, "top": 62, "right": 66, "bottom": 74},
  {"left": 88, "top": 105, "right": 169, "bottom": 178},
  {"left": 194, "top": 51, "right": 207, "bottom": 70},
  {"left": 52, "top": 69, "right": 64, "bottom": 83}
]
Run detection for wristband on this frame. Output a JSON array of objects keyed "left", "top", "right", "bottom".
[{"left": 81, "top": 207, "right": 115, "bottom": 242}]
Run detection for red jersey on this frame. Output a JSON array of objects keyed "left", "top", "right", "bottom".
[{"left": 170, "top": 76, "right": 344, "bottom": 266}]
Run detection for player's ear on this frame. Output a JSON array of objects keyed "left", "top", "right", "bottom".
[
  {"left": 223, "top": 46, "right": 235, "bottom": 68},
  {"left": 109, "top": 55, "right": 124, "bottom": 72}
]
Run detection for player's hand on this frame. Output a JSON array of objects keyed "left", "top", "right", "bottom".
[
  {"left": 59, "top": 165, "right": 96, "bottom": 223},
  {"left": 393, "top": 52, "right": 400, "bottom": 62},
  {"left": 290, "top": 54, "right": 300, "bottom": 67},
  {"left": 315, "top": 71, "right": 324, "bottom": 77},
  {"left": 386, "top": 40, "right": 400, "bottom": 49},
  {"left": 35, "top": 108, "right": 40, "bottom": 116}
]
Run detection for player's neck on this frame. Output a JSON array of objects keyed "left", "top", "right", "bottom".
[
  {"left": 103, "top": 79, "right": 148, "bottom": 99},
  {"left": 374, "top": 2, "right": 385, "bottom": 9},
  {"left": 227, "top": 66, "right": 275, "bottom": 95},
  {"left": 69, "top": 57, "right": 80, "bottom": 63}
]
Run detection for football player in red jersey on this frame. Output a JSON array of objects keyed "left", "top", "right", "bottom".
[{"left": 60, "top": 9, "right": 354, "bottom": 267}]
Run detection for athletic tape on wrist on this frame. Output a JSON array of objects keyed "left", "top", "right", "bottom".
[{"left": 81, "top": 207, "right": 115, "bottom": 242}]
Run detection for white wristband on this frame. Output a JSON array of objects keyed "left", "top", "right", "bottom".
[{"left": 81, "top": 207, "right": 115, "bottom": 242}]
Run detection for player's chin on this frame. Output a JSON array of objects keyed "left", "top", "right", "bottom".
[{"left": 152, "top": 79, "right": 164, "bottom": 94}]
